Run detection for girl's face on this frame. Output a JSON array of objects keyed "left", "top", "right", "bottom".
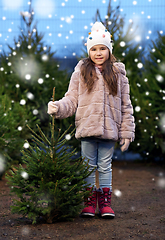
[{"left": 89, "top": 44, "right": 109, "bottom": 66}]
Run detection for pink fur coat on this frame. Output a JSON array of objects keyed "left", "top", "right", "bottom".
[{"left": 54, "top": 60, "right": 135, "bottom": 141}]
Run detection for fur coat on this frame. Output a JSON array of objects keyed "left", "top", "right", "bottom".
[{"left": 54, "top": 60, "right": 135, "bottom": 141}]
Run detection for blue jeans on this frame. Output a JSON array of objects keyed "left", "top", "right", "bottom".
[{"left": 81, "top": 138, "right": 115, "bottom": 191}]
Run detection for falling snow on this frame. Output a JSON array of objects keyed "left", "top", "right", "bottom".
[
  {"left": 65, "top": 134, "right": 71, "bottom": 140},
  {"left": 21, "top": 171, "right": 29, "bottom": 180},
  {"left": 114, "top": 189, "right": 122, "bottom": 197},
  {"left": 33, "top": 109, "right": 39, "bottom": 115},
  {"left": 135, "top": 106, "right": 141, "bottom": 112},
  {"left": 21, "top": 171, "right": 29, "bottom": 179},
  {"left": 38, "top": 78, "right": 44, "bottom": 84},
  {"left": 20, "top": 99, "right": 26, "bottom": 105},
  {"left": 42, "top": 54, "right": 48, "bottom": 61},
  {"left": 17, "top": 126, "right": 23, "bottom": 131},
  {"left": 137, "top": 63, "right": 143, "bottom": 69},
  {"left": 120, "top": 41, "right": 126, "bottom": 47},
  {"left": 157, "top": 178, "right": 165, "bottom": 189},
  {"left": 0, "top": 0, "right": 164, "bottom": 58},
  {"left": 27, "top": 92, "right": 34, "bottom": 100},
  {"left": 25, "top": 74, "right": 31, "bottom": 80},
  {"left": 156, "top": 74, "right": 164, "bottom": 82},
  {"left": 0, "top": 154, "right": 6, "bottom": 174},
  {"left": 24, "top": 142, "right": 30, "bottom": 148}
]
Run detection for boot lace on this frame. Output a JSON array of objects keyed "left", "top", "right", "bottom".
[
  {"left": 85, "top": 193, "right": 96, "bottom": 207},
  {"left": 99, "top": 191, "right": 111, "bottom": 208}
]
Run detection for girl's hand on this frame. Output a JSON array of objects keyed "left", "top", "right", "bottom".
[
  {"left": 47, "top": 101, "right": 58, "bottom": 115},
  {"left": 120, "top": 138, "right": 132, "bottom": 152}
]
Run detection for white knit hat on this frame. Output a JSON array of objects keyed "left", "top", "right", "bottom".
[{"left": 86, "top": 22, "right": 112, "bottom": 54}]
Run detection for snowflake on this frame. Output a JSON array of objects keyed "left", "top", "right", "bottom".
[
  {"left": 135, "top": 106, "right": 141, "bottom": 112},
  {"left": 65, "top": 134, "right": 71, "bottom": 140},
  {"left": 21, "top": 171, "right": 29, "bottom": 179},
  {"left": 114, "top": 189, "right": 122, "bottom": 197},
  {"left": 120, "top": 41, "right": 126, "bottom": 47},
  {"left": 18, "top": 126, "right": 23, "bottom": 131},
  {"left": 24, "top": 142, "right": 30, "bottom": 148},
  {"left": 20, "top": 99, "right": 26, "bottom": 105}
]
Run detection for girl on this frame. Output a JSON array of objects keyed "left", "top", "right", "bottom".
[{"left": 48, "top": 22, "right": 135, "bottom": 218}]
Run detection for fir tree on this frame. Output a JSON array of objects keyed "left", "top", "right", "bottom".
[
  {"left": 0, "top": 1, "right": 69, "bottom": 134},
  {"left": 0, "top": 87, "right": 39, "bottom": 179},
  {"left": 6, "top": 88, "right": 93, "bottom": 224},
  {"left": 130, "top": 33, "right": 165, "bottom": 160},
  {"left": 95, "top": 0, "right": 144, "bottom": 78},
  {"left": 95, "top": 1, "right": 165, "bottom": 161}
]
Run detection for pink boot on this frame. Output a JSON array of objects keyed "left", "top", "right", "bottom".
[
  {"left": 81, "top": 187, "right": 97, "bottom": 217},
  {"left": 97, "top": 187, "right": 115, "bottom": 217}
]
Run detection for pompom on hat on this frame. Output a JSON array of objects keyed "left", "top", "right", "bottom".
[{"left": 86, "top": 22, "right": 113, "bottom": 55}]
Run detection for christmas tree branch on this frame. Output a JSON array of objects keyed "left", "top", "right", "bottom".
[
  {"left": 57, "top": 124, "right": 72, "bottom": 143},
  {"left": 26, "top": 124, "right": 51, "bottom": 146}
]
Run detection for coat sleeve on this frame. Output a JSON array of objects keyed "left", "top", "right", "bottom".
[
  {"left": 54, "top": 71, "right": 79, "bottom": 119},
  {"left": 117, "top": 62, "right": 135, "bottom": 140}
]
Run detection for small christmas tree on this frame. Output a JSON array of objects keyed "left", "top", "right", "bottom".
[{"left": 6, "top": 88, "right": 93, "bottom": 224}]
